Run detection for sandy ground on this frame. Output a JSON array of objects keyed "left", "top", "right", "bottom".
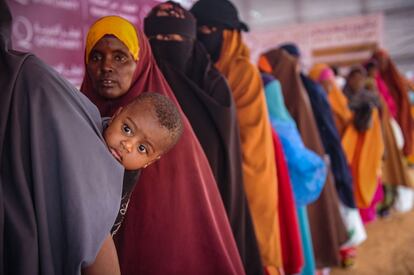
[{"left": 331, "top": 210, "right": 414, "bottom": 275}]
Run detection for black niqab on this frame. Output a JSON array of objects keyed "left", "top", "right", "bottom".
[
  {"left": 150, "top": 40, "right": 193, "bottom": 71},
  {"left": 190, "top": 0, "right": 249, "bottom": 32},
  {"left": 190, "top": 0, "right": 247, "bottom": 62},
  {"left": 197, "top": 29, "right": 223, "bottom": 63}
]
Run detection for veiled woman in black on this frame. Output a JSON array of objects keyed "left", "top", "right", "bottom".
[{"left": 144, "top": 2, "right": 263, "bottom": 274}]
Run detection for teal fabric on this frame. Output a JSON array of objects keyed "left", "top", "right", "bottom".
[
  {"left": 264, "top": 79, "right": 295, "bottom": 123},
  {"left": 409, "top": 91, "right": 414, "bottom": 105},
  {"left": 263, "top": 75, "right": 327, "bottom": 206},
  {"left": 298, "top": 206, "right": 316, "bottom": 275}
]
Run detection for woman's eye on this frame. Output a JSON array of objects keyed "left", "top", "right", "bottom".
[
  {"left": 122, "top": 124, "right": 132, "bottom": 135},
  {"left": 90, "top": 53, "right": 102, "bottom": 62},
  {"left": 115, "top": 54, "right": 127, "bottom": 63},
  {"left": 138, "top": 144, "right": 147, "bottom": 154}
]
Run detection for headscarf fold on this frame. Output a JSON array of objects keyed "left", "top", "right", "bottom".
[
  {"left": 81, "top": 16, "right": 245, "bottom": 275},
  {"left": 85, "top": 16, "right": 139, "bottom": 63},
  {"left": 144, "top": 3, "right": 263, "bottom": 274},
  {"left": 259, "top": 49, "right": 348, "bottom": 268},
  {"left": 214, "top": 29, "right": 282, "bottom": 272},
  {"left": 1, "top": 2, "right": 124, "bottom": 272}
]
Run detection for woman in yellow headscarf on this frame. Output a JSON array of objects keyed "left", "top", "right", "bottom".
[
  {"left": 81, "top": 15, "right": 246, "bottom": 275},
  {"left": 191, "top": 1, "right": 282, "bottom": 274}
]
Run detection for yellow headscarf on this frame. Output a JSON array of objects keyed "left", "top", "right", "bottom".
[
  {"left": 85, "top": 16, "right": 139, "bottom": 64},
  {"left": 216, "top": 30, "right": 282, "bottom": 273}
]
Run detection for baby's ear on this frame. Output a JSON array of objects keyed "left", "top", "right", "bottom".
[{"left": 109, "top": 107, "right": 123, "bottom": 124}]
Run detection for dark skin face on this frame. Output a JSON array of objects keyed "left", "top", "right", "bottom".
[
  {"left": 321, "top": 79, "right": 333, "bottom": 94},
  {"left": 87, "top": 35, "right": 137, "bottom": 99},
  {"left": 377, "top": 54, "right": 389, "bottom": 72},
  {"left": 367, "top": 67, "right": 378, "bottom": 78},
  {"left": 348, "top": 72, "right": 365, "bottom": 93},
  {"left": 153, "top": 34, "right": 184, "bottom": 41},
  {"left": 198, "top": 25, "right": 218, "bottom": 34},
  {"left": 104, "top": 102, "right": 172, "bottom": 170}
]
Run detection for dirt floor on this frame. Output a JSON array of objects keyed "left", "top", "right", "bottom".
[{"left": 331, "top": 210, "right": 414, "bottom": 275}]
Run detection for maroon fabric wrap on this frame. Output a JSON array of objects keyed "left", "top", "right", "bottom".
[{"left": 81, "top": 27, "right": 245, "bottom": 274}]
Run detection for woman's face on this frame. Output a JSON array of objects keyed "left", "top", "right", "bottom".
[
  {"left": 87, "top": 35, "right": 137, "bottom": 99},
  {"left": 368, "top": 66, "right": 378, "bottom": 78},
  {"left": 321, "top": 79, "right": 333, "bottom": 93}
]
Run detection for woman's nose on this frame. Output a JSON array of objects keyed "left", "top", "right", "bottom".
[{"left": 102, "top": 58, "right": 113, "bottom": 73}]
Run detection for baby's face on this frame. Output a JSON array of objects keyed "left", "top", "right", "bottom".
[{"left": 104, "top": 103, "right": 171, "bottom": 170}]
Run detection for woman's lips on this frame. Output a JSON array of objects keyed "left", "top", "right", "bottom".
[{"left": 100, "top": 79, "right": 116, "bottom": 88}]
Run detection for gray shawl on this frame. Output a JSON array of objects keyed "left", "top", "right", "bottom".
[{"left": 0, "top": 1, "right": 123, "bottom": 274}]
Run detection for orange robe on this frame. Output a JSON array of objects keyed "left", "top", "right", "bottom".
[
  {"left": 341, "top": 110, "right": 385, "bottom": 207},
  {"left": 216, "top": 30, "right": 282, "bottom": 273}
]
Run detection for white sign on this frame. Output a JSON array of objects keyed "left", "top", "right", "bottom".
[{"left": 245, "top": 13, "right": 383, "bottom": 70}]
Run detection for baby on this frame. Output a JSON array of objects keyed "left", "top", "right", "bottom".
[{"left": 103, "top": 92, "right": 183, "bottom": 234}]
